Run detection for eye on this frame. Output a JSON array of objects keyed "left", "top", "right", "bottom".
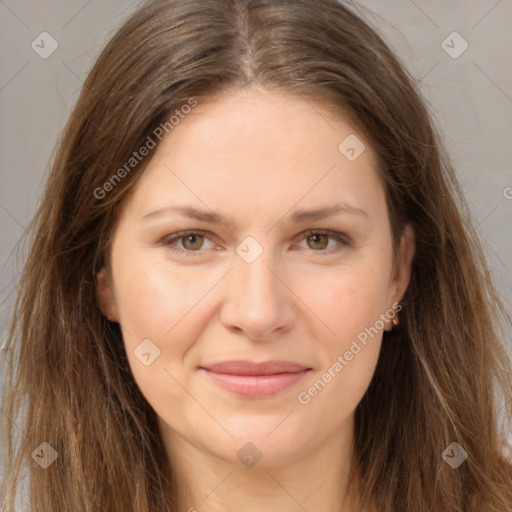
[
  {"left": 161, "top": 231, "right": 216, "bottom": 255},
  {"left": 295, "top": 230, "right": 349, "bottom": 254}
]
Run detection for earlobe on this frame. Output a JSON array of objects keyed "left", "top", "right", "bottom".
[{"left": 95, "top": 267, "right": 119, "bottom": 322}]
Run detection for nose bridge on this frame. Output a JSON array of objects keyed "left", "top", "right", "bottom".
[
  {"left": 240, "top": 253, "right": 279, "bottom": 300},
  {"left": 220, "top": 247, "right": 295, "bottom": 339}
]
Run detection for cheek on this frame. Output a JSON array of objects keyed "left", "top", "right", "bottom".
[
  {"left": 292, "top": 263, "right": 388, "bottom": 408},
  {"left": 298, "top": 261, "right": 390, "bottom": 346},
  {"left": 110, "top": 256, "right": 218, "bottom": 414},
  {"left": 111, "top": 252, "right": 227, "bottom": 366},
  {"left": 113, "top": 263, "right": 175, "bottom": 343}
]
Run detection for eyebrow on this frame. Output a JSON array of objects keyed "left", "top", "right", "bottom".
[{"left": 141, "top": 202, "right": 368, "bottom": 228}]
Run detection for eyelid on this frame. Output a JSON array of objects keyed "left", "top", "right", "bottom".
[{"left": 160, "top": 228, "right": 350, "bottom": 256}]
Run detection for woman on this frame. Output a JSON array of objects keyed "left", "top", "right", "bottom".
[{"left": 2, "top": 0, "right": 511, "bottom": 510}]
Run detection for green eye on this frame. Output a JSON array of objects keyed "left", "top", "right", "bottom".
[
  {"left": 298, "top": 230, "right": 349, "bottom": 254},
  {"left": 162, "top": 230, "right": 215, "bottom": 256},
  {"left": 181, "top": 233, "right": 205, "bottom": 251},
  {"left": 306, "top": 233, "right": 330, "bottom": 250}
]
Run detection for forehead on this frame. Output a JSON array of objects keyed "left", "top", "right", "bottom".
[{"left": 122, "top": 89, "right": 386, "bottom": 225}]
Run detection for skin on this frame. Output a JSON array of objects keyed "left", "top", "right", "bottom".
[{"left": 96, "top": 88, "right": 415, "bottom": 512}]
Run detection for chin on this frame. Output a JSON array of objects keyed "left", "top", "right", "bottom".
[
  {"left": 205, "top": 419, "right": 308, "bottom": 468},
  {"left": 217, "top": 435, "right": 305, "bottom": 469}
]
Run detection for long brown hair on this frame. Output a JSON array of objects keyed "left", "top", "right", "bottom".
[{"left": 2, "top": 0, "right": 511, "bottom": 510}]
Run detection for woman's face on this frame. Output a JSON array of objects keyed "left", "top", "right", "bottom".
[{"left": 97, "top": 89, "right": 414, "bottom": 468}]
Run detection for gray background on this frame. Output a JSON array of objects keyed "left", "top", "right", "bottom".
[{"left": 1, "top": 0, "right": 511, "bottom": 480}]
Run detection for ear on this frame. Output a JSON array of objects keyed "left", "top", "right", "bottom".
[
  {"left": 95, "top": 267, "right": 119, "bottom": 322},
  {"left": 388, "top": 223, "right": 415, "bottom": 309}
]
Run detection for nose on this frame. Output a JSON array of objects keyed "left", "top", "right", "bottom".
[{"left": 219, "top": 252, "right": 296, "bottom": 341}]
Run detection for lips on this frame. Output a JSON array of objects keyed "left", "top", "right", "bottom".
[
  {"left": 202, "top": 360, "right": 311, "bottom": 375},
  {"left": 199, "top": 360, "right": 312, "bottom": 397}
]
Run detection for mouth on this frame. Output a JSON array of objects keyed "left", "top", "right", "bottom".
[{"left": 199, "top": 360, "right": 312, "bottom": 398}]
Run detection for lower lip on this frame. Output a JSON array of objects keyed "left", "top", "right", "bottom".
[{"left": 201, "top": 369, "right": 310, "bottom": 397}]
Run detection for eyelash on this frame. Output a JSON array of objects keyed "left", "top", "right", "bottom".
[{"left": 159, "top": 229, "right": 350, "bottom": 257}]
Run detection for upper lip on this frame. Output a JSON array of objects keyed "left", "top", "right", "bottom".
[{"left": 201, "top": 360, "right": 311, "bottom": 376}]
